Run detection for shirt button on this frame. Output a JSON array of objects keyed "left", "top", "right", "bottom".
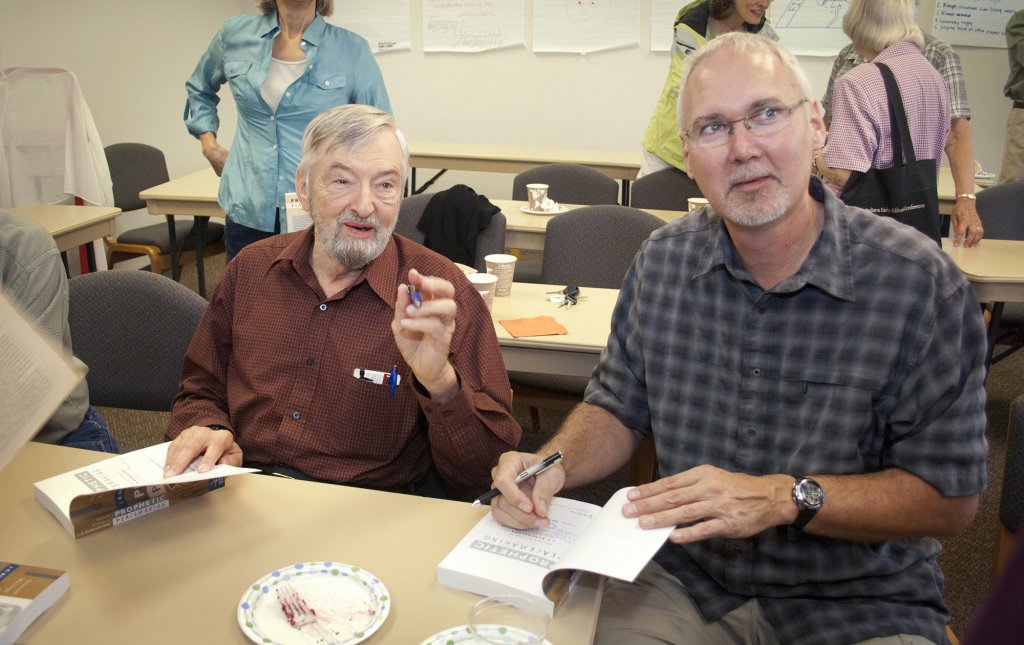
[
  {"left": 306, "top": 357, "right": 314, "bottom": 365},
  {"left": 301, "top": 41, "right": 306, "bottom": 47},
  {"left": 279, "top": 175, "right": 284, "bottom": 181},
  {"left": 324, "top": 80, "right": 330, "bottom": 86},
  {"left": 286, "top": 91, "right": 292, "bottom": 98},
  {"left": 319, "top": 303, "right": 327, "bottom": 311},
  {"left": 272, "top": 144, "right": 278, "bottom": 150},
  {"left": 270, "top": 115, "right": 275, "bottom": 121},
  {"left": 292, "top": 411, "right": 300, "bottom": 420},
  {"left": 751, "top": 367, "right": 761, "bottom": 376},
  {"left": 745, "top": 427, "right": 757, "bottom": 438},
  {"left": 758, "top": 306, "right": 767, "bottom": 314}
]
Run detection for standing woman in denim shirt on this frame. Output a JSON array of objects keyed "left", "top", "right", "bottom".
[{"left": 185, "top": 0, "right": 392, "bottom": 259}]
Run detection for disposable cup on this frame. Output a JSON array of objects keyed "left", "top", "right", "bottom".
[
  {"left": 687, "top": 197, "right": 709, "bottom": 212},
  {"left": 485, "top": 253, "right": 517, "bottom": 297},
  {"left": 526, "top": 184, "right": 549, "bottom": 211},
  {"left": 467, "top": 272, "right": 499, "bottom": 310}
]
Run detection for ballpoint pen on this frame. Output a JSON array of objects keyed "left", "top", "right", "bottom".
[
  {"left": 388, "top": 365, "right": 398, "bottom": 398},
  {"left": 470, "top": 451, "right": 564, "bottom": 508}
]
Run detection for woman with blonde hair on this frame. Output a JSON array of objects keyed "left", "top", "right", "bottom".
[{"left": 185, "top": 0, "right": 391, "bottom": 258}]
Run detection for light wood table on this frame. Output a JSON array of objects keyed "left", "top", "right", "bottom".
[
  {"left": 492, "top": 282, "right": 618, "bottom": 378},
  {"left": 943, "top": 238, "right": 1024, "bottom": 364},
  {"left": 0, "top": 442, "right": 602, "bottom": 644},
  {"left": 496, "top": 199, "right": 684, "bottom": 252},
  {"left": 138, "top": 167, "right": 224, "bottom": 296},
  {"left": 409, "top": 141, "right": 641, "bottom": 201},
  {"left": 11, "top": 203, "right": 121, "bottom": 254}
]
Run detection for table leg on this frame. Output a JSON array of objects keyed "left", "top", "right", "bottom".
[
  {"left": 166, "top": 214, "right": 181, "bottom": 282},
  {"left": 621, "top": 179, "right": 631, "bottom": 205},
  {"left": 987, "top": 302, "right": 1004, "bottom": 367},
  {"left": 194, "top": 216, "right": 209, "bottom": 298}
]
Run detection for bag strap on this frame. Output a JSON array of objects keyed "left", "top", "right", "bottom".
[{"left": 874, "top": 62, "right": 918, "bottom": 167}]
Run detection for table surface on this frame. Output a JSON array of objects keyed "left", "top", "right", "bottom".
[
  {"left": 139, "top": 167, "right": 224, "bottom": 217},
  {"left": 10, "top": 203, "right": 121, "bottom": 252},
  {"left": 409, "top": 141, "right": 640, "bottom": 181},
  {"left": 1, "top": 442, "right": 602, "bottom": 644},
  {"left": 943, "top": 238, "right": 1024, "bottom": 303}
]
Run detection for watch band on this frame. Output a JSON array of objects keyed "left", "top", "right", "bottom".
[
  {"left": 955, "top": 193, "right": 977, "bottom": 200},
  {"left": 791, "top": 476, "right": 824, "bottom": 531}
]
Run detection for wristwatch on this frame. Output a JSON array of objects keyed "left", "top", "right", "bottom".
[
  {"left": 791, "top": 476, "right": 825, "bottom": 531},
  {"left": 955, "top": 193, "right": 977, "bottom": 200}
]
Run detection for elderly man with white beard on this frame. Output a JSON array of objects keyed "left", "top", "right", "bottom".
[{"left": 163, "top": 104, "right": 520, "bottom": 498}]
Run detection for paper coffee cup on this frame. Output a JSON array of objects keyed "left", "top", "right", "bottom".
[
  {"left": 467, "top": 272, "right": 499, "bottom": 310},
  {"left": 526, "top": 183, "right": 549, "bottom": 211},
  {"left": 687, "top": 197, "right": 709, "bottom": 212},
  {"left": 485, "top": 253, "right": 517, "bottom": 297}
]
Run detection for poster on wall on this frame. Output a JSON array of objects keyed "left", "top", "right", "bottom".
[
  {"left": 769, "top": 0, "right": 851, "bottom": 57},
  {"left": 650, "top": 0, "right": 679, "bottom": 53},
  {"left": 422, "top": 0, "right": 525, "bottom": 52},
  {"left": 533, "top": 0, "right": 639, "bottom": 54},
  {"left": 932, "top": 1, "right": 1023, "bottom": 48},
  {"left": 329, "top": 0, "right": 411, "bottom": 53}
]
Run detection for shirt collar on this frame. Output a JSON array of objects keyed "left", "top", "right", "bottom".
[
  {"left": 692, "top": 177, "right": 855, "bottom": 302},
  {"left": 270, "top": 227, "right": 401, "bottom": 304},
  {"left": 260, "top": 11, "right": 328, "bottom": 45}
]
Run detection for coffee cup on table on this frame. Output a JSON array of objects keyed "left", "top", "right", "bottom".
[
  {"left": 467, "top": 272, "right": 499, "bottom": 310},
  {"left": 526, "top": 184, "right": 549, "bottom": 211},
  {"left": 687, "top": 197, "right": 709, "bottom": 212},
  {"left": 484, "top": 253, "right": 517, "bottom": 297}
]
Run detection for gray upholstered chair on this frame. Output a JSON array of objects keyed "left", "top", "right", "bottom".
[
  {"left": 511, "top": 205, "right": 667, "bottom": 430},
  {"left": 395, "top": 189, "right": 506, "bottom": 273},
  {"left": 629, "top": 167, "right": 704, "bottom": 211},
  {"left": 512, "top": 163, "right": 620, "bottom": 206},
  {"left": 976, "top": 181, "right": 1024, "bottom": 363},
  {"left": 995, "top": 393, "right": 1024, "bottom": 576},
  {"left": 103, "top": 143, "right": 225, "bottom": 295},
  {"left": 68, "top": 270, "right": 208, "bottom": 411}
]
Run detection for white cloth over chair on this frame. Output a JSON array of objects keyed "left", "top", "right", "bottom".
[{"left": 0, "top": 67, "right": 113, "bottom": 208}]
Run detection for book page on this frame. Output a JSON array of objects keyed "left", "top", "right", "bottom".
[
  {"left": 0, "top": 292, "right": 84, "bottom": 473},
  {"left": 551, "top": 487, "right": 672, "bottom": 583}
]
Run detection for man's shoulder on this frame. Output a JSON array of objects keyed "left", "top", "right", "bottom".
[
  {"left": 0, "top": 210, "right": 57, "bottom": 264},
  {"left": 922, "top": 34, "right": 960, "bottom": 65}
]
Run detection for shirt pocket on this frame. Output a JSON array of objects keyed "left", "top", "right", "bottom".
[
  {"left": 224, "top": 60, "right": 258, "bottom": 107},
  {"left": 303, "top": 68, "right": 349, "bottom": 107}
]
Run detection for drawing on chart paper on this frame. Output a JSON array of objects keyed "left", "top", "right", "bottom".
[
  {"left": 566, "top": 0, "right": 612, "bottom": 30},
  {"left": 533, "top": 0, "right": 639, "bottom": 53},
  {"left": 774, "top": 0, "right": 850, "bottom": 29}
]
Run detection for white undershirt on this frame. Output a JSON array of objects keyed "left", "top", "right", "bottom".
[{"left": 261, "top": 57, "right": 306, "bottom": 112}]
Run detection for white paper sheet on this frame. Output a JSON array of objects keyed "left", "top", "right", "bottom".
[
  {"left": 650, "top": 0, "right": 679, "bottom": 53},
  {"left": 328, "top": 0, "right": 412, "bottom": 53},
  {"left": 773, "top": 0, "right": 852, "bottom": 58},
  {"left": 532, "top": 0, "right": 639, "bottom": 54},
  {"left": 932, "top": 1, "right": 1023, "bottom": 48},
  {"left": 423, "top": 0, "right": 525, "bottom": 53}
]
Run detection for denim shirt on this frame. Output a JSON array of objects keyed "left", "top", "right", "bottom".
[{"left": 184, "top": 12, "right": 391, "bottom": 232}]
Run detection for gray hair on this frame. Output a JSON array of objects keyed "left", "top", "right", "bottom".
[
  {"left": 842, "top": 0, "right": 923, "bottom": 54},
  {"left": 677, "top": 32, "right": 814, "bottom": 128},
  {"left": 297, "top": 104, "right": 410, "bottom": 188},
  {"left": 256, "top": 0, "right": 333, "bottom": 17}
]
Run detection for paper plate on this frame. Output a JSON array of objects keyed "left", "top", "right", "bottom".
[
  {"left": 419, "top": 624, "right": 553, "bottom": 645},
  {"left": 238, "top": 561, "right": 390, "bottom": 645},
  {"left": 519, "top": 205, "right": 568, "bottom": 215}
]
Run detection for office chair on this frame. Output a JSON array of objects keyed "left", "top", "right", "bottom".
[
  {"left": 67, "top": 270, "right": 208, "bottom": 411},
  {"left": 976, "top": 181, "right": 1024, "bottom": 363},
  {"left": 629, "top": 167, "right": 704, "bottom": 211},
  {"left": 395, "top": 188, "right": 506, "bottom": 273},
  {"left": 995, "top": 393, "right": 1024, "bottom": 576},
  {"left": 509, "top": 205, "right": 666, "bottom": 431},
  {"left": 103, "top": 143, "right": 225, "bottom": 295},
  {"left": 511, "top": 163, "right": 620, "bottom": 206}
]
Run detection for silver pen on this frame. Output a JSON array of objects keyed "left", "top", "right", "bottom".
[{"left": 471, "top": 451, "right": 564, "bottom": 507}]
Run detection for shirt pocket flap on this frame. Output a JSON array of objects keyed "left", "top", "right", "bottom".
[
  {"left": 224, "top": 60, "right": 253, "bottom": 78},
  {"left": 308, "top": 69, "right": 347, "bottom": 90}
]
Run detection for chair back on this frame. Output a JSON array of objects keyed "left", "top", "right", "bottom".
[
  {"left": 104, "top": 143, "right": 171, "bottom": 212},
  {"left": 1002, "top": 394, "right": 1024, "bottom": 535},
  {"left": 629, "top": 167, "right": 703, "bottom": 211},
  {"left": 512, "top": 163, "right": 619, "bottom": 205},
  {"left": 976, "top": 181, "right": 1024, "bottom": 240},
  {"left": 396, "top": 190, "right": 506, "bottom": 272},
  {"left": 68, "top": 270, "right": 207, "bottom": 411},
  {"left": 540, "top": 205, "right": 665, "bottom": 288}
]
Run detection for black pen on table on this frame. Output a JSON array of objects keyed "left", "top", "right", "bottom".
[{"left": 470, "top": 451, "right": 564, "bottom": 508}]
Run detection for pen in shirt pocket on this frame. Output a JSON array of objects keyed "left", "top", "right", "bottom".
[{"left": 353, "top": 367, "right": 402, "bottom": 396}]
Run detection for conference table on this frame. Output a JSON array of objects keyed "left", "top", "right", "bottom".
[
  {"left": 491, "top": 282, "right": 618, "bottom": 378},
  {"left": 943, "top": 238, "right": 1024, "bottom": 364},
  {"left": 1, "top": 442, "right": 602, "bottom": 644},
  {"left": 138, "top": 167, "right": 223, "bottom": 296},
  {"left": 496, "top": 200, "right": 684, "bottom": 253},
  {"left": 11, "top": 203, "right": 122, "bottom": 272},
  {"left": 408, "top": 141, "right": 641, "bottom": 202}
]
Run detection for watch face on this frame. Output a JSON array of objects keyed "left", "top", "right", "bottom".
[{"left": 797, "top": 479, "right": 824, "bottom": 509}]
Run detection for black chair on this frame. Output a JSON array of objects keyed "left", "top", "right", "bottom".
[
  {"left": 395, "top": 189, "right": 506, "bottom": 273},
  {"left": 511, "top": 163, "right": 620, "bottom": 206},
  {"left": 68, "top": 270, "right": 208, "bottom": 411},
  {"left": 103, "top": 143, "right": 225, "bottom": 296},
  {"left": 976, "top": 181, "right": 1024, "bottom": 363},
  {"left": 510, "top": 205, "right": 667, "bottom": 430},
  {"left": 629, "top": 167, "right": 704, "bottom": 211},
  {"left": 995, "top": 394, "right": 1024, "bottom": 576}
]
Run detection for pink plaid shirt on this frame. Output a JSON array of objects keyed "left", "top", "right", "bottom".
[{"left": 822, "top": 41, "right": 950, "bottom": 191}]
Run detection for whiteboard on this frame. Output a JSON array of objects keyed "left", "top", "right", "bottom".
[{"left": 932, "top": 1, "right": 1024, "bottom": 48}]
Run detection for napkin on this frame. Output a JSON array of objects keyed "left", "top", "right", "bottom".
[{"left": 499, "top": 316, "right": 568, "bottom": 338}]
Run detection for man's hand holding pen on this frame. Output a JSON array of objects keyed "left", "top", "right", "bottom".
[
  {"left": 488, "top": 450, "right": 567, "bottom": 530},
  {"left": 392, "top": 268, "right": 460, "bottom": 403}
]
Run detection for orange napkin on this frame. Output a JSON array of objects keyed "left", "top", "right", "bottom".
[{"left": 499, "top": 316, "right": 568, "bottom": 338}]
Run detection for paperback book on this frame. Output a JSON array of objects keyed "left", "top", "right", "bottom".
[{"left": 0, "top": 562, "right": 69, "bottom": 645}]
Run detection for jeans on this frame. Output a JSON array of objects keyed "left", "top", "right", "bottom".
[
  {"left": 58, "top": 406, "right": 120, "bottom": 453},
  {"left": 225, "top": 214, "right": 281, "bottom": 261}
]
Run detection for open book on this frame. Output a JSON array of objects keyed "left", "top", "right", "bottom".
[
  {"left": 0, "top": 562, "right": 69, "bottom": 645},
  {"left": 34, "top": 442, "right": 257, "bottom": 538},
  {"left": 437, "top": 488, "right": 672, "bottom": 616}
]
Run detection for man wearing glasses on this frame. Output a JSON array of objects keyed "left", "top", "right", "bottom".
[{"left": 488, "top": 34, "right": 987, "bottom": 644}]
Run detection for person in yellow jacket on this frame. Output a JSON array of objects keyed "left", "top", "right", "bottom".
[{"left": 640, "top": 0, "right": 777, "bottom": 176}]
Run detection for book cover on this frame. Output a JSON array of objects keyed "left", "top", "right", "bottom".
[
  {"left": 437, "top": 488, "right": 672, "bottom": 616},
  {"left": 33, "top": 442, "right": 257, "bottom": 538},
  {"left": 0, "top": 562, "right": 69, "bottom": 645}
]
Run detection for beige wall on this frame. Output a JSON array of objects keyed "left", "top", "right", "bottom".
[{"left": 0, "top": 1, "right": 1012, "bottom": 208}]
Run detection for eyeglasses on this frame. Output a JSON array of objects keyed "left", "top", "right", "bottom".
[{"left": 684, "top": 99, "right": 809, "bottom": 149}]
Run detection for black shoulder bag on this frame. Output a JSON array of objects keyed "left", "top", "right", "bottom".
[{"left": 839, "top": 62, "right": 941, "bottom": 244}]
